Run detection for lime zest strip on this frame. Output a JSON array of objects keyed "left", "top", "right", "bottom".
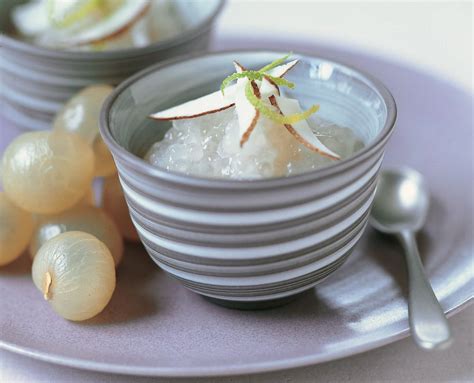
[
  {"left": 221, "top": 71, "right": 263, "bottom": 93},
  {"left": 221, "top": 54, "right": 297, "bottom": 94},
  {"left": 258, "top": 52, "right": 293, "bottom": 73},
  {"left": 221, "top": 71, "right": 295, "bottom": 94},
  {"left": 244, "top": 82, "right": 319, "bottom": 125},
  {"left": 47, "top": 0, "right": 104, "bottom": 28}
]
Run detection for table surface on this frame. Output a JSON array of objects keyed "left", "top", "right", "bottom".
[{"left": 1, "top": 1, "right": 473, "bottom": 382}]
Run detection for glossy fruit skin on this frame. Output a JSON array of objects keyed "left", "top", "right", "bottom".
[
  {"left": 53, "top": 85, "right": 114, "bottom": 144},
  {"left": 0, "top": 192, "right": 34, "bottom": 266},
  {"left": 52, "top": 85, "right": 116, "bottom": 177},
  {"left": 32, "top": 231, "right": 116, "bottom": 321},
  {"left": 102, "top": 175, "right": 139, "bottom": 242},
  {"left": 80, "top": 187, "right": 95, "bottom": 206},
  {"left": 1, "top": 131, "right": 94, "bottom": 214},
  {"left": 30, "top": 206, "right": 123, "bottom": 266},
  {"left": 93, "top": 136, "right": 116, "bottom": 177}
]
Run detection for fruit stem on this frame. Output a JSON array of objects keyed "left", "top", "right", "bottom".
[{"left": 43, "top": 272, "right": 52, "bottom": 301}]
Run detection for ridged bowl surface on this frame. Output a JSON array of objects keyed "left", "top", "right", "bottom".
[{"left": 100, "top": 50, "right": 397, "bottom": 305}]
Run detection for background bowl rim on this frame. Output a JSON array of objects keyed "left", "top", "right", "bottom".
[
  {"left": 100, "top": 48, "right": 397, "bottom": 189},
  {"left": 0, "top": 0, "right": 226, "bottom": 62}
]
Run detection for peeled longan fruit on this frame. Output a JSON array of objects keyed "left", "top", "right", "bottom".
[
  {"left": 53, "top": 85, "right": 116, "bottom": 177},
  {"left": 80, "top": 186, "right": 95, "bottom": 206},
  {"left": 93, "top": 136, "right": 116, "bottom": 177},
  {"left": 0, "top": 192, "right": 34, "bottom": 266},
  {"left": 102, "top": 175, "right": 139, "bottom": 242},
  {"left": 32, "top": 187, "right": 94, "bottom": 229},
  {"left": 1, "top": 131, "right": 94, "bottom": 214},
  {"left": 53, "top": 85, "right": 114, "bottom": 144},
  {"left": 29, "top": 206, "right": 123, "bottom": 266},
  {"left": 32, "top": 231, "right": 116, "bottom": 321}
]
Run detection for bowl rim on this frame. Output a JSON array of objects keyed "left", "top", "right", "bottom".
[
  {"left": 100, "top": 49, "right": 397, "bottom": 189},
  {"left": 0, "top": 0, "right": 225, "bottom": 62}
]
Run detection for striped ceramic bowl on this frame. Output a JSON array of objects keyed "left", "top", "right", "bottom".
[
  {"left": 100, "top": 51, "right": 397, "bottom": 308},
  {"left": 0, "top": 0, "right": 224, "bottom": 131}
]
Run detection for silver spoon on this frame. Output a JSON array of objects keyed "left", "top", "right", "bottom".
[{"left": 370, "top": 167, "right": 452, "bottom": 350}]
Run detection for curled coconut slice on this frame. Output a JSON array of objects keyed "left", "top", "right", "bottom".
[
  {"left": 259, "top": 76, "right": 280, "bottom": 98},
  {"left": 150, "top": 60, "right": 299, "bottom": 121},
  {"left": 269, "top": 95, "right": 340, "bottom": 160},
  {"left": 149, "top": 89, "right": 237, "bottom": 121},
  {"left": 233, "top": 61, "right": 260, "bottom": 147},
  {"left": 266, "top": 59, "right": 299, "bottom": 79},
  {"left": 12, "top": 0, "right": 50, "bottom": 36},
  {"left": 48, "top": 0, "right": 150, "bottom": 47},
  {"left": 243, "top": 75, "right": 338, "bottom": 158}
]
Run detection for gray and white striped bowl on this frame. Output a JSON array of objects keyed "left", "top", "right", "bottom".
[
  {"left": 0, "top": 0, "right": 224, "bottom": 131},
  {"left": 100, "top": 50, "right": 397, "bottom": 308}
]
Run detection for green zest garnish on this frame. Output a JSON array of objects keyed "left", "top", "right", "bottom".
[
  {"left": 220, "top": 71, "right": 295, "bottom": 95},
  {"left": 46, "top": 0, "right": 106, "bottom": 28},
  {"left": 91, "top": 41, "right": 107, "bottom": 51},
  {"left": 220, "top": 53, "right": 319, "bottom": 125},
  {"left": 258, "top": 52, "right": 292, "bottom": 73},
  {"left": 245, "top": 82, "right": 319, "bottom": 125}
]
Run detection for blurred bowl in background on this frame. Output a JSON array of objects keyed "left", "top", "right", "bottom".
[{"left": 0, "top": 0, "right": 225, "bottom": 131}]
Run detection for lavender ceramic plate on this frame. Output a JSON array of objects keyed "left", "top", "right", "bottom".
[{"left": 0, "top": 40, "right": 472, "bottom": 377}]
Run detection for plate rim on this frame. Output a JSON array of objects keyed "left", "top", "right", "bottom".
[
  {"left": 1, "top": 38, "right": 473, "bottom": 378},
  {"left": 0, "top": 300, "right": 471, "bottom": 377}
]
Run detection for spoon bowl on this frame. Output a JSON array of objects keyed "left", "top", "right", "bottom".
[{"left": 370, "top": 168, "right": 429, "bottom": 233}]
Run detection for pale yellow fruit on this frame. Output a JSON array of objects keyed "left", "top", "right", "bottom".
[
  {"left": 53, "top": 85, "right": 114, "bottom": 144},
  {"left": 1, "top": 131, "right": 94, "bottom": 214},
  {"left": 102, "top": 175, "right": 139, "bottom": 242},
  {"left": 53, "top": 85, "right": 116, "bottom": 177},
  {"left": 32, "top": 231, "right": 116, "bottom": 321},
  {"left": 0, "top": 192, "right": 34, "bottom": 266},
  {"left": 92, "top": 136, "right": 116, "bottom": 177},
  {"left": 30, "top": 206, "right": 123, "bottom": 266},
  {"left": 30, "top": 188, "right": 94, "bottom": 245},
  {"left": 79, "top": 186, "right": 95, "bottom": 206}
]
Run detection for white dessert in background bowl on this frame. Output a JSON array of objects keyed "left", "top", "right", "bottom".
[
  {"left": 0, "top": 0, "right": 224, "bottom": 130},
  {"left": 11, "top": 0, "right": 187, "bottom": 51}
]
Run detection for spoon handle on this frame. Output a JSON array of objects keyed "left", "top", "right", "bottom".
[{"left": 398, "top": 230, "right": 452, "bottom": 350}]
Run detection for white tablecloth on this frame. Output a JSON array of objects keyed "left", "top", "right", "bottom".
[{"left": 1, "top": 1, "right": 472, "bottom": 382}]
